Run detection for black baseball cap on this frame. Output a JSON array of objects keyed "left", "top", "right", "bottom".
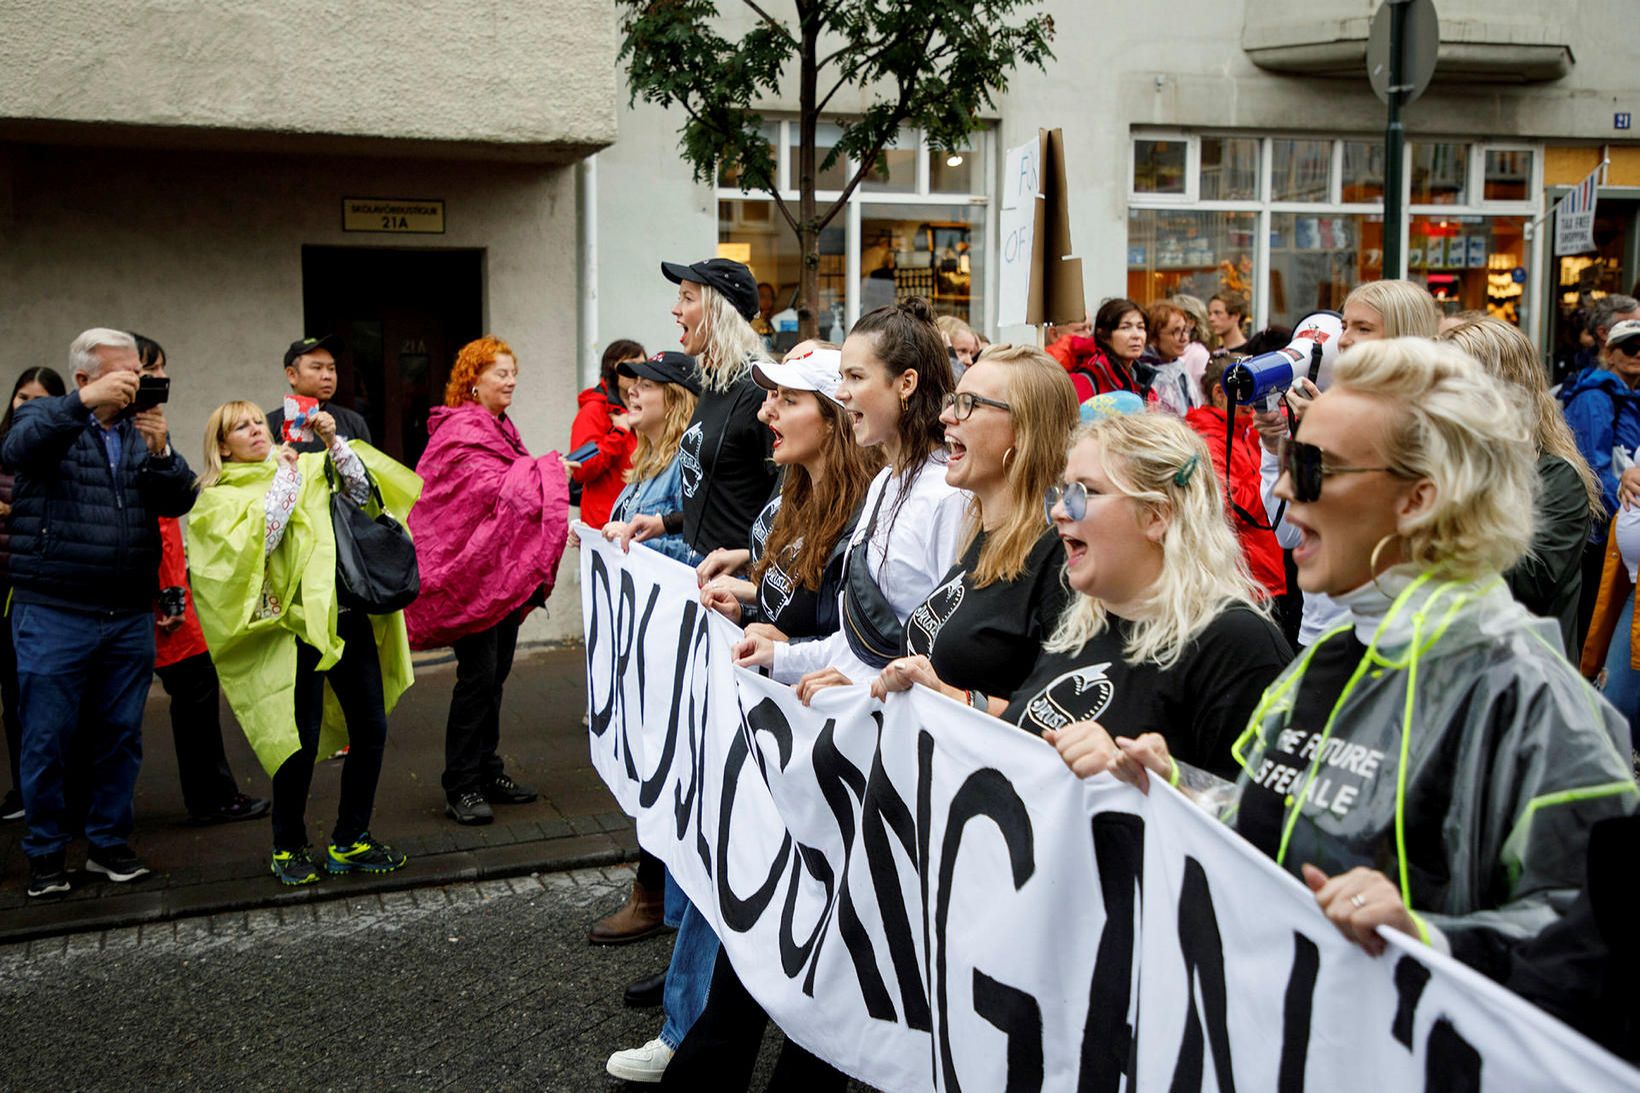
[
  {"left": 283, "top": 334, "right": 342, "bottom": 368},
  {"left": 660, "top": 258, "right": 760, "bottom": 322},
  {"left": 618, "top": 351, "right": 702, "bottom": 395}
]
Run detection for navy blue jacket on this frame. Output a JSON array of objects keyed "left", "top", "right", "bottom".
[{"left": 1, "top": 390, "right": 195, "bottom": 615}]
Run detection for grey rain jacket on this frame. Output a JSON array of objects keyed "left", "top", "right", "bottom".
[{"left": 1219, "top": 570, "right": 1637, "bottom": 979}]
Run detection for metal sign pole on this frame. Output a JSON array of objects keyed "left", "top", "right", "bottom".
[{"left": 1383, "top": 0, "right": 1409, "bottom": 280}]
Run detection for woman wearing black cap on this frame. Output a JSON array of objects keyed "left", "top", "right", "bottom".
[
  {"left": 607, "top": 258, "right": 780, "bottom": 1085},
  {"left": 615, "top": 259, "right": 778, "bottom": 565},
  {"left": 597, "top": 351, "right": 702, "bottom": 565}
]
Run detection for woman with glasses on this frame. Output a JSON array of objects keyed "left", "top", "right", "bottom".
[
  {"left": 733, "top": 297, "right": 966, "bottom": 702},
  {"left": 1069, "top": 338, "right": 1635, "bottom": 972},
  {"left": 1013, "top": 412, "right": 1290, "bottom": 780},
  {"left": 871, "top": 344, "right": 1079, "bottom": 712}
]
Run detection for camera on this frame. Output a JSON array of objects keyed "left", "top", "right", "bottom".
[
  {"left": 1221, "top": 310, "right": 1343, "bottom": 408},
  {"left": 158, "top": 586, "right": 188, "bottom": 619}
]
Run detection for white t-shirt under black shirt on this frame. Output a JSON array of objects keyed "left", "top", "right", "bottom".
[{"left": 772, "top": 454, "right": 968, "bottom": 684}]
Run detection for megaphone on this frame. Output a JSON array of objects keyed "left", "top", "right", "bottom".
[{"left": 1222, "top": 310, "right": 1344, "bottom": 407}]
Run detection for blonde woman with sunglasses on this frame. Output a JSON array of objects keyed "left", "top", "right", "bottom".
[{"left": 1073, "top": 338, "right": 1636, "bottom": 973}]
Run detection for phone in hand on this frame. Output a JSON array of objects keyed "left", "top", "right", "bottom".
[{"left": 565, "top": 441, "right": 600, "bottom": 464}]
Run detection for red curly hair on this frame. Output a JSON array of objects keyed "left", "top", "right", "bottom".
[{"left": 444, "top": 335, "right": 516, "bottom": 407}]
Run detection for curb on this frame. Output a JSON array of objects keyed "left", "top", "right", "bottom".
[{"left": 0, "top": 831, "right": 638, "bottom": 947}]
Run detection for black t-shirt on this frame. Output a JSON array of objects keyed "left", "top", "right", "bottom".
[
  {"left": 903, "top": 526, "right": 1068, "bottom": 698},
  {"left": 1002, "top": 604, "right": 1292, "bottom": 780},
  {"left": 1233, "top": 630, "right": 1385, "bottom": 869},
  {"left": 680, "top": 373, "right": 777, "bottom": 554},
  {"left": 749, "top": 492, "right": 858, "bottom": 640},
  {"left": 264, "top": 401, "right": 372, "bottom": 455}
]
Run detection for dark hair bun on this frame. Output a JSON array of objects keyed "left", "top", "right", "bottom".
[{"left": 895, "top": 296, "right": 935, "bottom": 324}]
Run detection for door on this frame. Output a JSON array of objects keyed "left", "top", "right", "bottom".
[
  {"left": 1548, "top": 198, "right": 1638, "bottom": 385},
  {"left": 302, "top": 246, "right": 484, "bottom": 466}
]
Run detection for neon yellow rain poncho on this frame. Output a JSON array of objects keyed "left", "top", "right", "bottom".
[
  {"left": 187, "top": 444, "right": 422, "bottom": 776},
  {"left": 1221, "top": 571, "right": 1637, "bottom": 977}
]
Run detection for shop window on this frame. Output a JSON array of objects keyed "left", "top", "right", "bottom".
[
  {"left": 719, "top": 199, "right": 845, "bottom": 334},
  {"left": 864, "top": 132, "right": 918, "bottom": 193},
  {"left": 1267, "top": 213, "right": 1383, "bottom": 328},
  {"left": 1410, "top": 215, "right": 1525, "bottom": 324},
  {"left": 860, "top": 203, "right": 984, "bottom": 329},
  {"left": 1133, "top": 139, "right": 1188, "bottom": 195},
  {"left": 1410, "top": 142, "right": 1468, "bottom": 205},
  {"left": 1271, "top": 139, "right": 1331, "bottom": 202},
  {"left": 1484, "top": 150, "right": 1532, "bottom": 202},
  {"left": 1200, "top": 137, "right": 1260, "bottom": 201},
  {"left": 790, "top": 121, "right": 849, "bottom": 190},
  {"left": 930, "top": 143, "right": 975, "bottom": 194},
  {"left": 717, "top": 122, "right": 778, "bottom": 189},
  {"left": 1341, "top": 141, "right": 1385, "bottom": 204},
  {"left": 1124, "top": 209, "right": 1258, "bottom": 309}
]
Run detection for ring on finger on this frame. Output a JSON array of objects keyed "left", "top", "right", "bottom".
[{"left": 1349, "top": 893, "right": 1366, "bottom": 909}]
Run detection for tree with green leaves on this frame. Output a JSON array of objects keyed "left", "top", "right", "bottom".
[{"left": 619, "top": 0, "right": 1055, "bottom": 338}]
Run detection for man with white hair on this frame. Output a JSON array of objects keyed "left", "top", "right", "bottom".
[{"left": 3, "top": 328, "right": 196, "bottom": 898}]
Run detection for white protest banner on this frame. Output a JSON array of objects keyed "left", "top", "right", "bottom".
[
  {"left": 578, "top": 526, "right": 1637, "bottom": 1092},
  {"left": 996, "top": 136, "right": 1041, "bottom": 328},
  {"left": 1555, "top": 164, "right": 1601, "bottom": 257}
]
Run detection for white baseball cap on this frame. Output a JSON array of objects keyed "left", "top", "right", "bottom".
[
  {"left": 1606, "top": 319, "right": 1640, "bottom": 351},
  {"left": 751, "top": 347, "right": 845, "bottom": 406}
]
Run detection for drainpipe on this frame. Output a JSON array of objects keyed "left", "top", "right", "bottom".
[{"left": 579, "top": 153, "right": 600, "bottom": 388}]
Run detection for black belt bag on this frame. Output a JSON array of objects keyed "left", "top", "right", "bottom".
[{"left": 840, "top": 484, "right": 902, "bottom": 670}]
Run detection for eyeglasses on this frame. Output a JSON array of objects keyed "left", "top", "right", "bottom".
[
  {"left": 1279, "top": 438, "right": 1408, "bottom": 503},
  {"left": 1043, "top": 481, "right": 1089, "bottom": 523},
  {"left": 942, "top": 391, "right": 1012, "bottom": 420}
]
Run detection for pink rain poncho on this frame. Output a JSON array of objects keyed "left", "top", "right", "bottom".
[{"left": 405, "top": 402, "right": 569, "bottom": 649}]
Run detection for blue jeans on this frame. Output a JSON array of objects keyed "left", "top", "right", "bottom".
[
  {"left": 1602, "top": 595, "right": 1640, "bottom": 755},
  {"left": 659, "top": 898, "right": 719, "bottom": 1050},
  {"left": 14, "top": 603, "right": 155, "bottom": 858}
]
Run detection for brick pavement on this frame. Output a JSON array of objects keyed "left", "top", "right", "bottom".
[{"left": 0, "top": 644, "right": 638, "bottom": 944}]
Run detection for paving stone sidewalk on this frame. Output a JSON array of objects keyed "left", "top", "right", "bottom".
[{"left": 0, "top": 644, "right": 637, "bottom": 944}]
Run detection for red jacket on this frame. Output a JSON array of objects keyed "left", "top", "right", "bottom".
[
  {"left": 155, "top": 516, "right": 209, "bottom": 669},
  {"left": 569, "top": 385, "right": 637, "bottom": 529},
  {"left": 1046, "top": 335, "right": 1144, "bottom": 403},
  {"left": 1184, "top": 406, "right": 1286, "bottom": 600}
]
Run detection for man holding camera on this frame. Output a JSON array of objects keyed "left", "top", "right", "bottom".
[{"left": 4, "top": 328, "right": 196, "bottom": 897}]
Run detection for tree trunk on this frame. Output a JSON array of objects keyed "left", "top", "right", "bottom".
[{"left": 796, "top": 5, "right": 821, "bottom": 340}]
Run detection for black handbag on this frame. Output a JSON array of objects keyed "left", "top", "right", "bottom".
[
  {"left": 840, "top": 484, "right": 904, "bottom": 670},
  {"left": 325, "top": 459, "right": 420, "bottom": 614}
]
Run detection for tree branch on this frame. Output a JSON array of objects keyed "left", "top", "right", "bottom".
[{"left": 741, "top": 0, "right": 797, "bottom": 45}]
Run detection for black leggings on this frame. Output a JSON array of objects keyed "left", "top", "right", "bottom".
[
  {"left": 271, "top": 611, "right": 389, "bottom": 850},
  {"left": 661, "top": 947, "right": 847, "bottom": 1092},
  {"left": 442, "top": 616, "right": 520, "bottom": 795}
]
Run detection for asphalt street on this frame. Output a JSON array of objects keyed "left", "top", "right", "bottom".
[{"left": 0, "top": 864, "right": 882, "bottom": 1092}]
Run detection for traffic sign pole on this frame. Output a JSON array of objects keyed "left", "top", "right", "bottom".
[{"left": 1383, "top": 0, "right": 1408, "bottom": 280}]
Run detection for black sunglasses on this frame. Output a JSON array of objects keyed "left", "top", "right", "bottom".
[{"left": 1279, "top": 438, "right": 1406, "bottom": 503}]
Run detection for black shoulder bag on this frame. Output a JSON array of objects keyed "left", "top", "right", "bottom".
[
  {"left": 840, "top": 482, "right": 904, "bottom": 670},
  {"left": 325, "top": 458, "right": 420, "bottom": 614}
]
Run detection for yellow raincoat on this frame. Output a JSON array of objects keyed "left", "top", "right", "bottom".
[{"left": 187, "top": 444, "right": 421, "bottom": 776}]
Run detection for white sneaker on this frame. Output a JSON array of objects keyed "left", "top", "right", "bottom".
[{"left": 606, "top": 1037, "right": 674, "bottom": 1082}]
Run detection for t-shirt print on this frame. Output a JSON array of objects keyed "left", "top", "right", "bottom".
[
  {"left": 1018, "top": 662, "right": 1116, "bottom": 734},
  {"left": 678, "top": 421, "right": 705, "bottom": 498},
  {"left": 904, "top": 570, "right": 966, "bottom": 653}
]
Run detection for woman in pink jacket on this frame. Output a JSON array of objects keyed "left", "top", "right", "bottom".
[{"left": 407, "top": 336, "right": 570, "bottom": 826}]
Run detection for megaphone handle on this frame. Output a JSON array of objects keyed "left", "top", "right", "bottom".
[{"left": 1303, "top": 341, "right": 1323, "bottom": 383}]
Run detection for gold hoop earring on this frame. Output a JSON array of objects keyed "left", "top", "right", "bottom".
[
  {"left": 1369, "top": 533, "right": 1400, "bottom": 597},
  {"left": 899, "top": 395, "right": 909, "bottom": 413},
  {"left": 1002, "top": 447, "right": 1016, "bottom": 470}
]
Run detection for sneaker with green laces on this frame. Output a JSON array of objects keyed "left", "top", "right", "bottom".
[
  {"left": 271, "top": 846, "right": 320, "bottom": 886},
  {"left": 322, "top": 833, "right": 408, "bottom": 875}
]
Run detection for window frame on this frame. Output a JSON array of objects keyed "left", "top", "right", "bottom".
[
  {"left": 1127, "top": 130, "right": 1543, "bottom": 333},
  {"left": 716, "top": 120, "right": 994, "bottom": 331}
]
